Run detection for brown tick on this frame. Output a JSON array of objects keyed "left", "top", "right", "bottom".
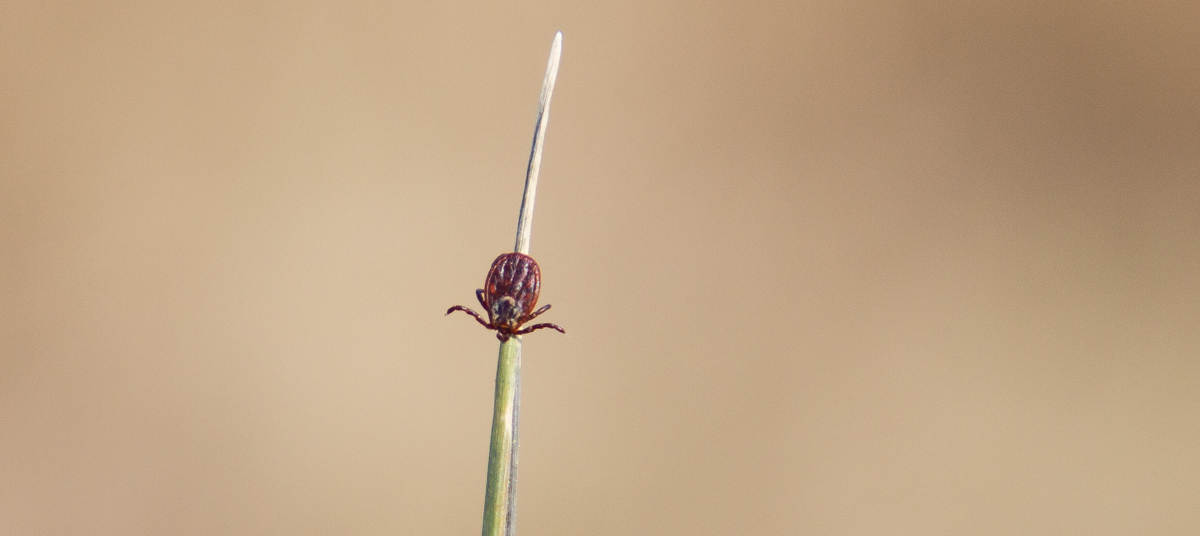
[{"left": 447, "top": 252, "right": 566, "bottom": 342}]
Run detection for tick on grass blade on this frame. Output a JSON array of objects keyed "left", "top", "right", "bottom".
[{"left": 447, "top": 252, "right": 567, "bottom": 342}]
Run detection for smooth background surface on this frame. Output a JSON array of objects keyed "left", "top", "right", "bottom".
[{"left": 3, "top": 2, "right": 1198, "bottom": 534}]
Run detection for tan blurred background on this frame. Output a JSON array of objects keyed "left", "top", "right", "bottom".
[{"left": 2, "top": 1, "right": 1198, "bottom": 534}]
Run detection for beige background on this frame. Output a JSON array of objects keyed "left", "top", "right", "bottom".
[{"left": 3, "top": 1, "right": 1198, "bottom": 534}]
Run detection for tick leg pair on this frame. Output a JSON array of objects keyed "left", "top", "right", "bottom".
[
  {"left": 514, "top": 322, "right": 566, "bottom": 336},
  {"left": 507, "top": 304, "right": 564, "bottom": 335},
  {"left": 446, "top": 305, "right": 490, "bottom": 328},
  {"left": 445, "top": 288, "right": 496, "bottom": 327},
  {"left": 446, "top": 303, "right": 559, "bottom": 332},
  {"left": 526, "top": 304, "right": 551, "bottom": 322}
]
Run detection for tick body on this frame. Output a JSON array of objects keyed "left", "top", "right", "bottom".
[{"left": 447, "top": 252, "right": 566, "bottom": 341}]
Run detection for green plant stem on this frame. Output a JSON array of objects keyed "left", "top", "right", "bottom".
[
  {"left": 482, "top": 337, "right": 521, "bottom": 536},
  {"left": 481, "top": 31, "right": 561, "bottom": 536}
]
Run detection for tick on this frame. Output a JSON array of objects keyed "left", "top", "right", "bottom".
[{"left": 447, "top": 252, "right": 566, "bottom": 342}]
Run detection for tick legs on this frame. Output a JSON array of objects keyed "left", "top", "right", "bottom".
[
  {"left": 446, "top": 305, "right": 491, "bottom": 328},
  {"left": 513, "top": 322, "right": 566, "bottom": 336},
  {"left": 524, "top": 304, "right": 552, "bottom": 322}
]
